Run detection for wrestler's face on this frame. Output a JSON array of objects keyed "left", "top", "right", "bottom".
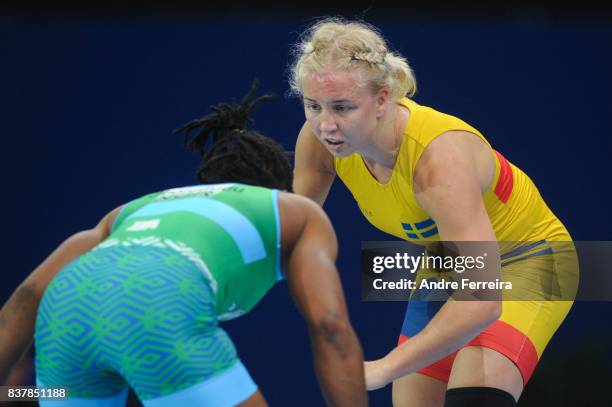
[{"left": 302, "top": 69, "right": 389, "bottom": 157}]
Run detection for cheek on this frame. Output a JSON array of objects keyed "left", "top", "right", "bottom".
[
  {"left": 345, "top": 112, "right": 374, "bottom": 135},
  {"left": 362, "top": 111, "right": 379, "bottom": 132},
  {"left": 304, "top": 107, "right": 322, "bottom": 122},
  {"left": 304, "top": 114, "right": 323, "bottom": 137},
  {"left": 303, "top": 109, "right": 315, "bottom": 122},
  {"left": 304, "top": 112, "right": 317, "bottom": 127}
]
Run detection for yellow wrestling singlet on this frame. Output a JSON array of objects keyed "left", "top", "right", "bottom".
[{"left": 333, "top": 98, "right": 578, "bottom": 383}]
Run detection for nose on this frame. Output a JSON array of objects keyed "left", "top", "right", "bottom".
[{"left": 318, "top": 110, "right": 338, "bottom": 134}]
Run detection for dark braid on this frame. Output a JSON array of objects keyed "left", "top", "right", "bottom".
[{"left": 174, "top": 80, "right": 293, "bottom": 191}]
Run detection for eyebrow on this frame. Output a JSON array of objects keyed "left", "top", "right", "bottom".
[{"left": 303, "top": 97, "right": 353, "bottom": 104}]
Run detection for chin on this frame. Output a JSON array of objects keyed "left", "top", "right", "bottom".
[{"left": 328, "top": 148, "right": 353, "bottom": 158}]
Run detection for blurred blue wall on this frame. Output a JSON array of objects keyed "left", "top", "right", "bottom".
[{"left": 2, "top": 16, "right": 610, "bottom": 405}]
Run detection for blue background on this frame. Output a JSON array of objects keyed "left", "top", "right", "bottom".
[{"left": 2, "top": 14, "right": 611, "bottom": 406}]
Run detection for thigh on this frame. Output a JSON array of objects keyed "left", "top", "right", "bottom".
[
  {"left": 38, "top": 388, "right": 129, "bottom": 407},
  {"left": 35, "top": 255, "right": 129, "bottom": 402},
  {"left": 392, "top": 373, "right": 446, "bottom": 407},
  {"left": 447, "top": 346, "right": 523, "bottom": 401},
  {"left": 141, "top": 360, "right": 258, "bottom": 407}
]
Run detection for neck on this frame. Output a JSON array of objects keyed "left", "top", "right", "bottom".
[{"left": 361, "top": 104, "right": 408, "bottom": 169}]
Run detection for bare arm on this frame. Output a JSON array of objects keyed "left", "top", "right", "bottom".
[
  {"left": 0, "top": 206, "right": 121, "bottom": 383},
  {"left": 293, "top": 121, "right": 335, "bottom": 206},
  {"left": 366, "top": 132, "right": 501, "bottom": 389},
  {"left": 284, "top": 196, "right": 367, "bottom": 406}
]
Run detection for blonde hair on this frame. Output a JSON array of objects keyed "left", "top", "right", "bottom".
[{"left": 289, "top": 17, "right": 417, "bottom": 101}]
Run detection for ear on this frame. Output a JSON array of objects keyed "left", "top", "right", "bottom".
[{"left": 375, "top": 87, "right": 390, "bottom": 119}]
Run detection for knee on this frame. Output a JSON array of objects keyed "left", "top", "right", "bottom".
[{"left": 445, "top": 387, "right": 516, "bottom": 407}]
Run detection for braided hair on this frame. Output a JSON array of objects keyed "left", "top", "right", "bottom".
[{"left": 174, "top": 80, "right": 293, "bottom": 191}]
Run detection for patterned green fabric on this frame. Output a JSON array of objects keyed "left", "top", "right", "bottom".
[
  {"left": 36, "top": 245, "right": 237, "bottom": 399},
  {"left": 108, "top": 183, "right": 281, "bottom": 319}
]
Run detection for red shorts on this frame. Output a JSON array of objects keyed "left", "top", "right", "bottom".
[
  {"left": 399, "top": 241, "right": 577, "bottom": 384},
  {"left": 399, "top": 318, "right": 539, "bottom": 383}
]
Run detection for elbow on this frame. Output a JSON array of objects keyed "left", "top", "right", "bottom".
[
  {"left": 311, "top": 311, "right": 349, "bottom": 338},
  {"left": 480, "top": 301, "right": 502, "bottom": 327},
  {"left": 16, "top": 281, "right": 45, "bottom": 304},
  {"left": 309, "top": 311, "right": 355, "bottom": 355}
]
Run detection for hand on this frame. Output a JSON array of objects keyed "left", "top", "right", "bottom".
[{"left": 364, "top": 359, "right": 392, "bottom": 391}]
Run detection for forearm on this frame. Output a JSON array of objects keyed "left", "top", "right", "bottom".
[
  {"left": 383, "top": 300, "right": 500, "bottom": 382},
  {"left": 379, "top": 240, "right": 501, "bottom": 381},
  {"left": 311, "top": 323, "right": 368, "bottom": 407},
  {"left": 0, "top": 284, "right": 39, "bottom": 383},
  {"left": 381, "top": 225, "right": 502, "bottom": 378}
]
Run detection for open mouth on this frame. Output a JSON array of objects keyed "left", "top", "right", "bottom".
[{"left": 325, "top": 138, "right": 344, "bottom": 147}]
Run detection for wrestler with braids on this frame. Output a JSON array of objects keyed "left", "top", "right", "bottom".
[
  {"left": 0, "top": 82, "right": 367, "bottom": 407},
  {"left": 175, "top": 80, "right": 292, "bottom": 190}
]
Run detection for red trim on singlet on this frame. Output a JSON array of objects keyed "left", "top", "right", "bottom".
[
  {"left": 398, "top": 320, "right": 539, "bottom": 384},
  {"left": 493, "top": 150, "right": 513, "bottom": 203}
]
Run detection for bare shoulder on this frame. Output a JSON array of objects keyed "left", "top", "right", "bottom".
[
  {"left": 294, "top": 122, "right": 337, "bottom": 205},
  {"left": 419, "top": 130, "right": 482, "bottom": 165},
  {"left": 278, "top": 191, "right": 328, "bottom": 221},
  {"left": 295, "top": 121, "right": 335, "bottom": 174},
  {"left": 277, "top": 192, "right": 335, "bottom": 249},
  {"left": 414, "top": 130, "right": 493, "bottom": 194}
]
